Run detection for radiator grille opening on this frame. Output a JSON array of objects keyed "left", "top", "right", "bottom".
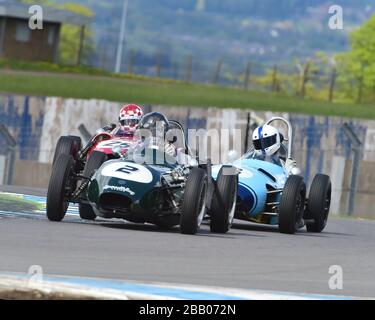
[{"left": 99, "top": 193, "right": 132, "bottom": 211}]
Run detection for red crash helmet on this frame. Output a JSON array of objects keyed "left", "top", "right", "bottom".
[{"left": 118, "top": 104, "right": 144, "bottom": 134}]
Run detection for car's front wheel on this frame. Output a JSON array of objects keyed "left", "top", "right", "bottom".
[
  {"left": 210, "top": 166, "right": 238, "bottom": 233},
  {"left": 180, "top": 168, "right": 208, "bottom": 235},
  {"left": 52, "top": 136, "right": 81, "bottom": 165},
  {"left": 278, "top": 175, "right": 306, "bottom": 234},
  {"left": 46, "top": 154, "right": 75, "bottom": 222}
]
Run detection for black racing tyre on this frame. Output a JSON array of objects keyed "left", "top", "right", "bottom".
[
  {"left": 46, "top": 154, "right": 75, "bottom": 222},
  {"left": 79, "top": 151, "right": 108, "bottom": 220},
  {"left": 68, "top": 135, "right": 82, "bottom": 155},
  {"left": 69, "top": 135, "right": 84, "bottom": 171},
  {"left": 52, "top": 136, "right": 80, "bottom": 165},
  {"left": 210, "top": 166, "right": 238, "bottom": 233},
  {"left": 180, "top": 168, "right": 208, "bottom": 235},
  {"left": 306, "top": 174, "right": 332, "bottom": 233},
  {"left": 279, "top": 175, "right": 306, "bottom": 234}
]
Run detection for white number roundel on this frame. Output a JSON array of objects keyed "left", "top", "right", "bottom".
[{"left": 101, "top": 162, "right": 153, "bottom": 183}]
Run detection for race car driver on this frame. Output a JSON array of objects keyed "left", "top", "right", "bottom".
[
  {"left": 112, "top": 104, "right": 144, "bottom": 137},
  {"left": 251, "top": 124, "right": 300, "bottom": 175},
  {"left": 100, "top": 104, "right": 144, "bottom": 135},
  {"left": 133, "top": 111, "right": 177, "bottom": 158}
]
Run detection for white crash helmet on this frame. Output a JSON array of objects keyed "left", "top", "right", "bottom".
[{"left": 252, "top": 124, "right": 281, "bottom": 156}]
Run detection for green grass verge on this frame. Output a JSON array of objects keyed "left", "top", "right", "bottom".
[
  {"left": 1, "top": 71, "right": 374, "bottom": 119},
  {"left": 0, "top": 194, "right": 43, "bottom": 213}
]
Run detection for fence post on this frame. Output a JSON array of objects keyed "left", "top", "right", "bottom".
[
  {"left": 173, "top": 62, "right": 179, "bottom": 80},
  {"left": 357, "top": 63, "right": 365, "bottom": 104},
  {"left": 342, "top": 123, "right": 362, "bottom": 216},
  {"left": 213, "top": 59, "right": 223, "bottom": 84},
  {"left": 186, "top": 55, "right": 193, "bottom": 82},
  {"left": 76, "top": 25, "right": 86, "bottom": 66},
  {"left": 156, "top": 52, "right": 161, "bottom": 78},
  {"left": 0, "top": 155, "right": 5, "bottom": 185},
  {"left": 0, "top": 124, "right": 17, "bottom": 185},
  {"left": 128, "top": 50, "right": 135, "bottom": 74},
  {"left": 299, "top": 61, "right": 310, "bottom": 98},
  {"left": 244, "top": 61, "right": 251, "bottom": 90},
  {"left": 100, "top": 49, "right": 108, "bottom": 70},
  {"left": 271, "top": 64, "right": 278, "bottom": 92},
  {"left": 328, "top": 67, "right": 337, "bottom": 102}
]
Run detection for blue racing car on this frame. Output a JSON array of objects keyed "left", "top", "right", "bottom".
[{"left": 215, "top": 117, "right": 331, "bottom": 234}]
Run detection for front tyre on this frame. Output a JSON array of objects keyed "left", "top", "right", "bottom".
[
  {"left": 52, "top": 136, "right": 81, "bottom": 165},
  {"left": 279, "top": 175, "right": 306, "bottom": 234},
  {"left": 210, "top": 166, "right": 238, "bottom": 233},
  {"left": 306, "top": 174, "right": 331, "bottom": 233},
  {"left": 46, "top": 154, "right": 75, "bottom": 222},
  {"left": 180, "top": 168, "right": 208, "bottom": 235},
  {"left": 79, "top": 151, "right": 108, "bottom": 220}
]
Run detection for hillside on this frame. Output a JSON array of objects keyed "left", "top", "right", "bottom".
[{"left": 19, "top": 1, "right": 375, "bottom": 79}]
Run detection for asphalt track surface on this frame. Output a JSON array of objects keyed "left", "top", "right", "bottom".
[{"left": 0, "top": 187, "right": 374, "bottom": 298}]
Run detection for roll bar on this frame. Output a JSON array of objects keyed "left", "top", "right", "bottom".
[{"left": 265, "top": 117, "right": 293, "bottom": 159}]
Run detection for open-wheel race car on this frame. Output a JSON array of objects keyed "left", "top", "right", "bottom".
[
  {"left": 51, "top": 124, "right": 135, "bottom": 168},
  {"left": 46, "top": 124, "right": 239, "bottom": 235},
  {"left": 214, "top": 117, "right": 332, "bottom": 234}
]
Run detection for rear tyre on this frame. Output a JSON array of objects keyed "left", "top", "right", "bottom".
[
  {"left": 210, "top": 166, "right": 238, "bottom": 233},
  {"left": 79, "top": 151, "right": 108, "bottom": 220},
  {"left": 46, "top": 154, "right": 75, "bottom": 222},
  {"left": 52, "top": 136, "right": 81, "bottom": 165},
  {"left": 279, "top": 175, "right": 306, "bottom": 234},
  {"left": 180, "top": 168, "right": 207, "bottom": 235},
  {"left": 306, "top": 174, "right": 331, "bottom": 233}
]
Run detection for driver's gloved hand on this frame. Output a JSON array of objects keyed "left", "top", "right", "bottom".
[
  {"left": 286, "top": 158, "right": 301, "bottom": 175},
  {"left": 164, "top": 143, "right": 177, "bottom": 157},
  {"left": 102, "top": 123, "right": 116, "bottom": 132}
]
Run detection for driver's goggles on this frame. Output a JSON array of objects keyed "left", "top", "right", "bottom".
[{"left": 120, "top": 118, "right": 140, "bottom": 127}]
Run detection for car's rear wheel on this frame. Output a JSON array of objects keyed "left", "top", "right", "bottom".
[
  {"left": 279, "top": 175, "right": 306, "bottom": 234},
  {"left": 52, "top": 136, "right": 81, "bottom": 165},
  {"left": 180, "top": 168, "right": 208, "bottom": 235},
  {"left": 306, "top": 174, "right": 331, "bottom": 233},
  {"left": 46, "top": 154, "right": 75, "bottom": 222},
  {"left": 210, "top": 166, "right": 238, "bottom": 233},
  {"left": 79, "top": 151, "right": 108, "bottom": 220}
]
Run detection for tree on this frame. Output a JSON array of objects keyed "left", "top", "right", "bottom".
[
  {"left": 57, "top": 3, "right": 95, "bottom": 65},
  {"left": 336, "top": 14, "right": 375, "bottom": 102}
]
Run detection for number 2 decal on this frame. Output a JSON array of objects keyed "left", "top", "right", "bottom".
[{"left": 116, "top": 165, "right": 139, "bottom": 174}]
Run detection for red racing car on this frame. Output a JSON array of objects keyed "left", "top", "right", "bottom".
[{"left": 51, "top": 125, "right": 138, "bottom": 181}]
